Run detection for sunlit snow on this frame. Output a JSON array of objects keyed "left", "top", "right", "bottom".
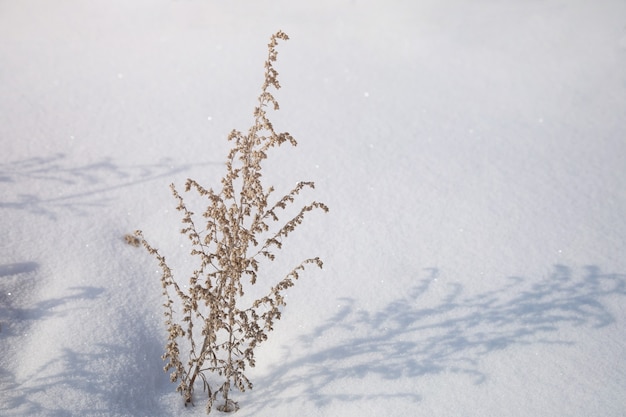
[{"left": 1, "top": 1, "right": 625, "bottom": 416}]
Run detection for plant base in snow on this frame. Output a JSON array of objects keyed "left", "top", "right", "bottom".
[{"left": 217, "top": 399, "right": 240, "bottom": 413}]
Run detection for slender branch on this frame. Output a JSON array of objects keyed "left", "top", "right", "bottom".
[{"left": 135, "top": 30, "right": 327, "bottom": 414}]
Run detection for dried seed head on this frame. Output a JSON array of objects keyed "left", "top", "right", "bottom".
[{"left": 136, "top": 30, "right": 327, "bottom": 414}]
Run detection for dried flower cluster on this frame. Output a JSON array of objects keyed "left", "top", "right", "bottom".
[{"left": 135, "top": 31, "right": 328, "bottom": 414}]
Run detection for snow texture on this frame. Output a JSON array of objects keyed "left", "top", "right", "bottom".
[{"left": 1, "top": 0, "right": 626, "bottom": 416}]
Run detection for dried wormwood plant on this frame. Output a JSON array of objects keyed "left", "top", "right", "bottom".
[{"left": 135, "top": 31, "right": 328, "bottom": 414}]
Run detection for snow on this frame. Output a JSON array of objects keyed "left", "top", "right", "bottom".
[{"left": 2, "top": 0, "right": 626, "bottom": 415}]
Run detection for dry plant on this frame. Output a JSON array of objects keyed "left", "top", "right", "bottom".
[{"left": 135, "top": 31, "right": 328, "bottom": 414}]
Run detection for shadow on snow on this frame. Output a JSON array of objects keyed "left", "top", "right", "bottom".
[
  {"left": 248, "top": 264, "right": 626, "bottom": 411},
  {"left": 0, "top": 153, "right": 220, "bottom": 220},
  {"left": 0, "top": 261, "right": 168, "bottom": 417},
  {"left": 2, "top": 263, "right": 624, "bottom": 415}
]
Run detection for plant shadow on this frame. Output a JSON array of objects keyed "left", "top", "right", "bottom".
[
  {"left": 0, "top": 261, "right": 107, "bottom": 340},
  {"left": 0, "top": 262, "right": 40, "bottom": 338},
  {"left": 0, "top": 263, "right": 168, "bottom": 416},
  {"left": 0, "top": 341, "right": 168, "bottom": 417},
  {"left": 247, "top": 264, "right": 626, "bottom": 412},
  {"left": 0, "top": 153, "right": 220, "bottom": 220},
  {"left": 0, "top": 262, "right": 39, "bottom": 278}
]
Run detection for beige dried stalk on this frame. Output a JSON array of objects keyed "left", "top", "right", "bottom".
[{"left": 135, "top": 31, "right": 328, "bottom": 414}]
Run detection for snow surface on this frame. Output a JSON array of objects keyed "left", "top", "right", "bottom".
[{"left": 2, "top": 0, "right": 626, "bottom": 416}]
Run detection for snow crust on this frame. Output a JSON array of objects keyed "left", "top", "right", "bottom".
[{"left": 1, "top": 0, "right": 625, "bottom": 416}]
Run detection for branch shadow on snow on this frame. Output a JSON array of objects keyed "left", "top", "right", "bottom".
[
  {"left": 0, "top": 270, "right": 112, "bottom": 415},
  {"left": 0, "top": 281, "right": 168, "bottom": 416},
  {"left": 0, "top": 153, "right": 220, "bottom": 220},
  {"left": 0, "top": 262, "right": 39, "bottom": 278},
  {"left": 0, "top": 341, "right": 168, "bottom": 417},
  {"left": 0, "top": 262, "right": 40, "bottom": 338},
  {"left": 0, "top": 260, "right": 103, "bottom": 340},
  {"left": 248, "top": 264, "right": 626, "bottom": 412},
  {"left": 0, "top": 286, "right": 105, "bottom": 335}
]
